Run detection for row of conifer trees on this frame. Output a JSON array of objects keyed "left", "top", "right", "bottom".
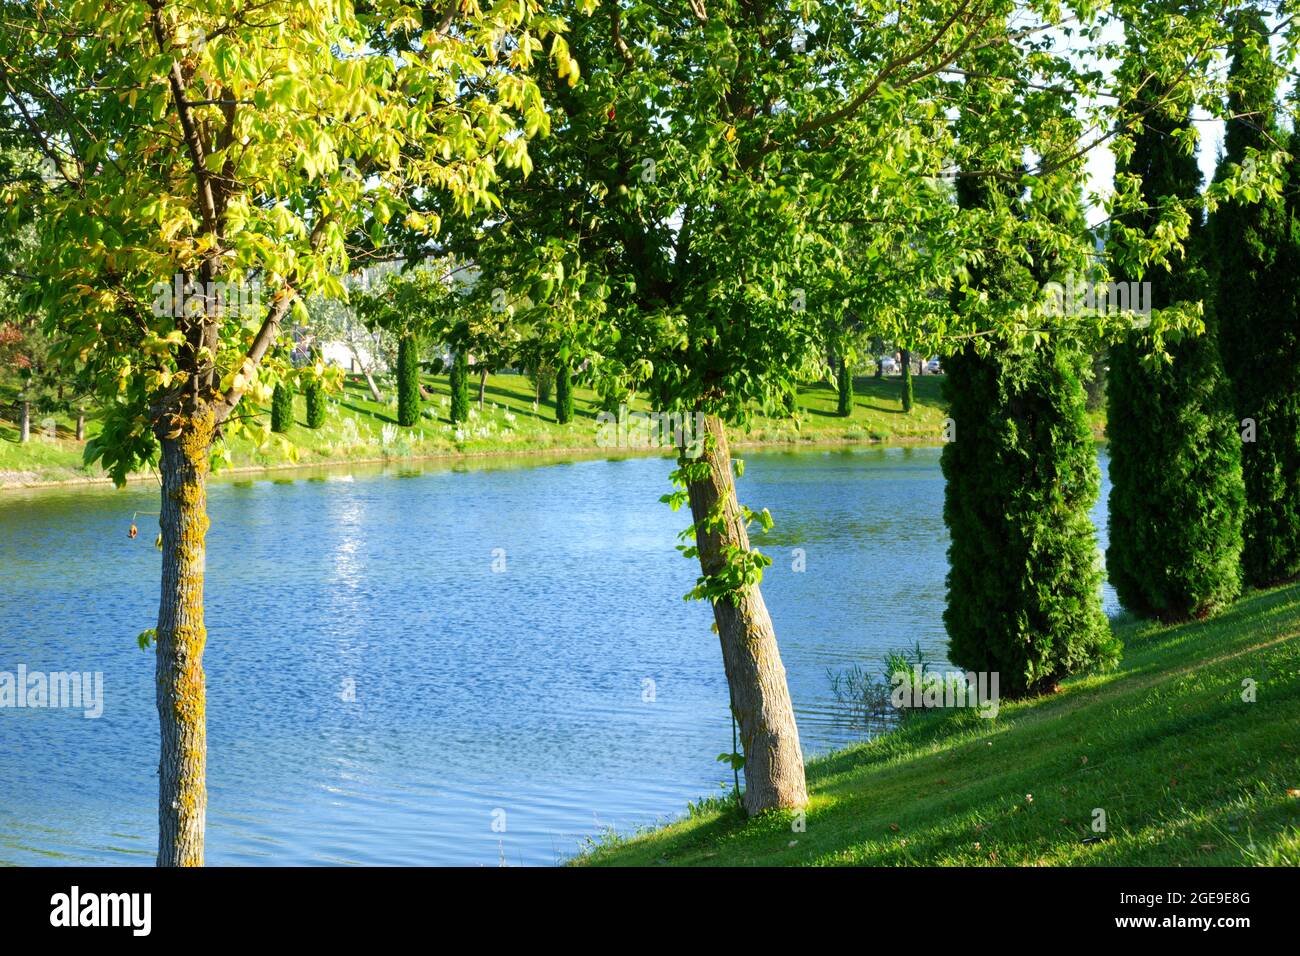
[{"left": 943, "top": 9, "right": 1300, "bottom": 697}]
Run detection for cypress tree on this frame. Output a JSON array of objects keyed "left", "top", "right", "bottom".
[
  {"left": 1106, "top": 75, "right": 1244, "bottom": 619},
  {"left": 944, "top": 342, "right": 1117, "bottom": 697},
  {"left": 555, "top": 362, "right": 574, "bottom": 424},
  {"left": 449, "top": 349, "right": 470, "bottom": 423},
  {"left": 396, "top": 335, "right": 421, "bottom": 427},
  {"left": 900, "top": 349, "right": 913, "bottom": 411},
  {"left": 304, "top": 351, "right": 326, "bottom": 429},
  {"left": 836, "top": 351, "right": 853, "bottom": 417},
  {"left": 1210, "top": 9, "right": 1300, "bottom": 587},
  {"left": 943, "top": 118, "right": 1114, "bottom": 698},
  {"left": 270, "top": 380, "right": 294, "bottom": 433}
]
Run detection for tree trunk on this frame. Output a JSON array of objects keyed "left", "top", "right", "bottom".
[
  {"left": 154, "top": 411, "right": 214, "bottom": 867},
  {"left": 684, "top": 414, "right": 807, "bottom": 815},
  {"left": 347, "top": 342, "right": 384, "bottom": 402},
  {"left": 18, "top": 400, "right": 30, "bottom": 442},
  {"left": 478, "top": 368, "right": 487, "bottom": 408},
  {"left": 75, "top": 414, "right": 85, "bottom": 442}
]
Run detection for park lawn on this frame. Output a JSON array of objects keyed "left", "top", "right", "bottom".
[
  {"left": 576, "top": 583, "right": 1300, "bottom": 866},
  {"left": 0, "top": 371, "right": 957, "bottom": 487}
]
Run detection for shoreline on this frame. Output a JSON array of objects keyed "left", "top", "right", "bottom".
[{"left": 0, "top": 432, "right": 957, "bottom": 494}]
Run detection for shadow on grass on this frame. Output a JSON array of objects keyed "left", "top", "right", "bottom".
[{"left": 583, "top": 582, "right": 1300, "bottom": 865}]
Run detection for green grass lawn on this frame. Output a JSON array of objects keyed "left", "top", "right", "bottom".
[
  {"left": 1, "top": 371, "right": 957, "bottom": 487},
  {"left": 576, "top": 583, "right": 1300, "bottom": 866}
]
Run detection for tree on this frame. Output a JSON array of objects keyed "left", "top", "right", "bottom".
[
  {"left": 1209, "top": 7, "right": 1300, "bottom": 588},
  {"left": 449, "top": 346, "right": 470, "bottom": 423},
  {"left": 396, "top": 336, "right": 421, "bottom": 426},
  {"left": 555, "top": 361, "right": 574, "bottom": 423},
  {"left": 1106, "top": 56, "right": 1245, "bottom": 620},
  {"left": 270, "top": 380, "right": 295, "bottom": 433},
  {"left": 303, "top": 289, "right": 386, "bottom": 402},
  {"left": 900, "top": 349, "right": 914, "bottom": 412},
  {"left": 355, "top": 268, "right": 455, "bottom": 427},
  {"left": 945, "top": 342, "right": 1118, "bottom": 696},
  {"left": 433, "top": 0, "right": 1247, "bottom": 813},
  {"left": 943, "top": 53, "right": 1115, "bottom": 697},
  {"left": 2, "top": 0, "right": 559, "bottom": 865},
  {"left": 304, "top": 351, "right": 327, "bottom": 429},
  {"left": 836, "top": 352, "right": 854, "bottom": 417}
]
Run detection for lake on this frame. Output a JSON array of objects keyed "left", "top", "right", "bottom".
[{"left": 0, "top": 445, "right": 1114, "bottom": 865}]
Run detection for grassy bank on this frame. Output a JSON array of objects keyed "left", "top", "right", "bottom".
[
  {"left": 0, "top": 371, "right": 955, "bottom": 488},
  {"left": 578, "top": 584, "right": 1300, "bottom": 866}
]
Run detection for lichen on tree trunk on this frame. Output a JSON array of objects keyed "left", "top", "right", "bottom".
[
  {"left": 684, "top": 414, "right": 808, "bottom": 815},
  {"left": 154, "top": 408, "right": 214, "bottom": 867}
]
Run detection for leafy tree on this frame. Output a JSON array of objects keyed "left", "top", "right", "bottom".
[
  {"left": 302, "top": 289, "right": 386, "bottom": 402},
  {"left": 1209, "top": 7, "right": 1300, "bottom": 587},
  {"left": 453, "top": 0, "right": 1249, "bottom": 814},
  {"left": 1106, "top": 61, "right": 1244, "bottom": 620},
  {"left": 526, "top": 356, "right": 556, "bottom": 407},
  {"left": 355, "top": 268, "right": 455, "bottom": 427},
  {"left": 1, "top": 0, "right": 559, "bottom": 865}
]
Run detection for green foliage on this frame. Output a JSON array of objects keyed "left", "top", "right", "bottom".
[
  {"left": 473, "top": 1, "right": 1238, "bottom": 438},
  {"left": 1107, "top": 71, "right": 1244, "bottom": 620},
  {"left": 943, "top": 343, "right": 1118, "bottom": 699},
  {"left": 304, "top": 380, "right": 327, "bottom": 429},
  {"left": 942, "top": 55, "right": 1115, "bottom": 699},
  {"left": 449, "top": 349, "right": 470, "bottom": 423},
  {"left": 835, "top": 355, "right": 853, "bottom": 417},
  {"left": 1209, "top": 10, "right": 1300, "bottom": 588},
  {"left": 2, "top": 2, "right": 564, "bottom": 484},
  {"left": 1107, "top": 331, "right": 1246, "bottom": 618},
  {"left": 555, "top": 362, "right": 574, "bottom": 424},
  {"left": 396, "top": 336, "right": 421, "bottom": 427},
  {"left": 270, "top": 381, "right": 294, "bottom": 434},
  {"left": 900, "top": 352, "right": 914, "bottom": 413}
]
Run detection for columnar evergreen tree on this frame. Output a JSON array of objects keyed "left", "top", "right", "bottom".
[
  {"left": 836, "top": 351, "right": 853, "bottom": 417},
  {"left": 449, "top": 348, "right": 470, "bottom": 423},
  {"left": 304, "top": 351, "right": 327, "bottom": 429},
  {"left": 1107, "top": 69, "right": 1244, "bottom": 620},
  {"left": 270, "top": 381, "right": 294, "bottom": 433},
  {"left": 1210, "top": 8, "right": 1300, "bottom": 587},
  {"left": 356, "top": 269, "right": 450, "bottom": 428},
  {"left": 555, "top": 362, "right": 574, "bottom": 424},
  {"left": 944, "top": 342, "right": 1117, "bottom": 697},
  {"left": 944, "top": 98, "right": 1115, "bottom": 697},
  {"left": 396, "top": 336, "right": 421, "bottom": 427},
  {"left": 900, "top": 349, "right": 914, "bottom": 411}
]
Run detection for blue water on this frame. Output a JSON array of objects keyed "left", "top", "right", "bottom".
[{"left": 0, "top": 446, "right": 1113, "bottom": 865}]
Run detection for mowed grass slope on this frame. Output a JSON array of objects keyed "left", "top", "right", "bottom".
[
  {"left": 578, "top": 584, "right": 1300, "bottom": 866},
  {"left": 1, "top": 372, "right": 952, "bottom": 486}
]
